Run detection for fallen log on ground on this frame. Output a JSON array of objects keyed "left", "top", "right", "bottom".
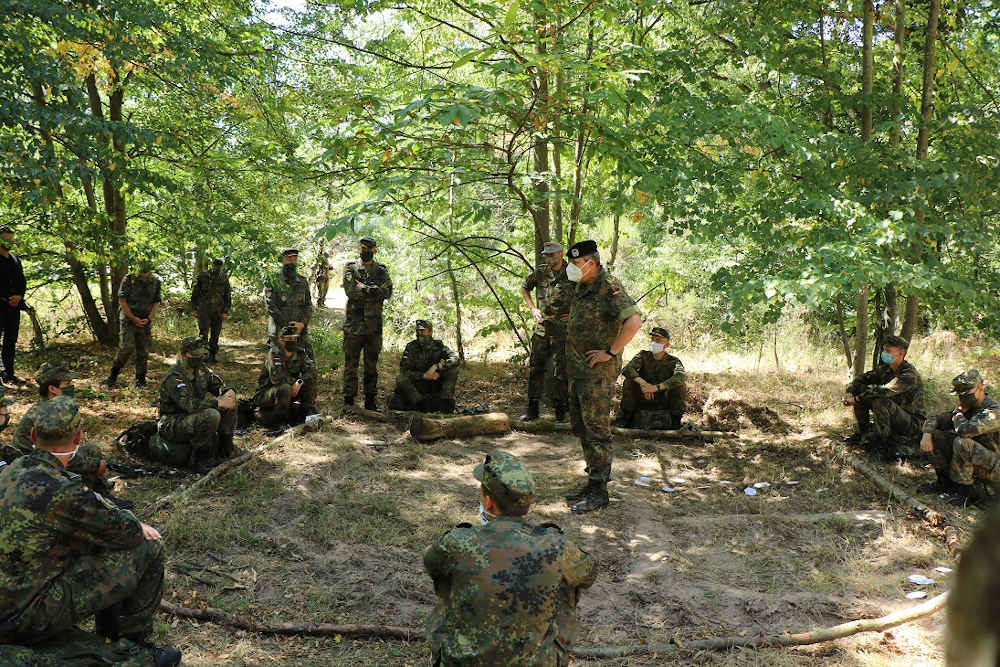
[
  {"left": 847, "top": 454, "right": 943, "bottom": 525},
  {"left": 512, "top": 419, "right": 734, "bottom": 440},
  {"left": 160, "top": 591, "right": 948, "bottom": 658},
  {"left": 409, "top": 412, "right": 511, "bottom": 442},
  {"left": 144, "top": 417, "right": 332, "bottom": 514}
]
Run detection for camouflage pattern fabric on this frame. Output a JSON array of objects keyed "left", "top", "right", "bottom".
[
  {"left": 9, "top": 402, "right": 105, "bottom": 486},
  {"left": 473, "top": 451, "right": 534, "bottom": 513},
  {"left": 619, "top": 379, "right": 686, "bottom": 415},
  {"left": 522, "top": 264, "right": 573, "bottom": 338},
  {"left": 391, "top": 337, "right": 460, "bottom": 407},
  {"left": 621, "top": 350, "right": 686, "bottom": 388},
  {"left": 191, "top": 267, "right": 231, "bottom": 358},
  {"left": 156, "top": 360, "right": 233, "bottom": 461},
  {"left": 525, "top": 331, "right": 567, "bottom": 407},
  {"left": 264, "top": 270, "right": 312, "bottom": 343},
  {"left": 313, "top": 255, "right": 331, "bottom": 306},
  {"left": 568, "top": 374, "right": 616, "bottom": 483},
  {"left": 342, "top": 259, "right": 392, "bottom": 335},
  {"left": 925, "top": 396, "right": 1000, "bottom": 485},
  {"left": 113, "top": 274, "right": 161, "bottom": 376},
  {"left": 0, "top": 627, "right": 159, "bottom": 666},
  {"left": 343, "top": 332, "right": 382, "bottom": 400},
  {"left": 424, "top": 517, "right": 597, "bottom": 666},
  {"left": 846, "top": 360, "right": 925, "bottom": 418},
  {"left": 0, "top": 451, "right": 164, "bottom": 644},
  {"left": 254, "top": 345, "right": 317, "bottom": 426}
]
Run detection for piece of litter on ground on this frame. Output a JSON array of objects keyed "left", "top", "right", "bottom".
[
  {"left": 934, "top": 566, "right": 952, "bottom": 574},
  {"left": 816, "top": 487, "right": 829, "bottom": 492},
  {"left": 719, "top": 480, "right": 733, "bottom": 485},
  {"left": 638, "top": 476, "right": 653, "bottom": 482},
  {"left": 784, "top": 480, "right": 800, "bottom": 486},
  {"left": 304, "top": 413, "right": 321, "bottom": 424},
  {"left": 905, "top": 591, "right": 928, "bottom": 599},
  {"left": 753, "top": 482, "right": 771, "bottom": 489},
  {"left": 744, "top": 487, "right": 757, "bottom": 496},
  {"left": 661, "top": 486, "right": 676, "bottom": 493},
  {"left": 634, "top": 479, "right": 652, "bottom": 487},
  {"left": 696, "top": 485, "right": 709, "bottom": 489},
  {"left": 668, "top": 477, "right": 687, "bottom": 485},
  {"left": 907, "top": 574, "right": 935, "bottom": 586}
]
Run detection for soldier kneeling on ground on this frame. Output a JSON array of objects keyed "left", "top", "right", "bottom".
[
  {"left": 148, "top": 336, "right": 236, "bottom": 474},
  {"left": 388, "top": 319, "right": 460, "bottom": 413},
  {"left": 0, "top": 396, "right": 180, "bottom": 667},
  {"left": 253, "top": 325, "right": 317, "bottom": 427},
  {"left": 615, "top": 326, "right": 686, "bottom": 430},
  {"left": 424, "top": 451, "right": 597, "bottom": 666},
  {"left": 919, "top": 369, "right": 1000, "bottom": 507}
]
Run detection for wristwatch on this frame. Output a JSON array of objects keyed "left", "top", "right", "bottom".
[{"left": 606, "top": 348, "right": 615, "bottom": 357}]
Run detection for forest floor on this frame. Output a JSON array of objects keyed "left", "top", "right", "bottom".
[{"left": 5, "top": 304, "right": 989, "bottom": 666}]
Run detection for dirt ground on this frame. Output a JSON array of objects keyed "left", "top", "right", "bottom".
[{"left": 4, "top": 306, "right": 978, "bottom": 666}]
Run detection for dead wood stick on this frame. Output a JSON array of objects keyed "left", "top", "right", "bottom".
[
  {"left": 847, "top": 454, "right": 943, "bottom": 525},
  {"left": 512, "top": 419, "right": 734, "bottom": 440},
  {"left": 144, "top": 417, "right": 332, "bottom": 514}
]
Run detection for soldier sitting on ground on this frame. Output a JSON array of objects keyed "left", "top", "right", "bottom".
[
  {"left": 0, "top": 396, "right": 180, "bottom": 667},
  {"left": 615, "top": 326, "right": 686, "bottom": 430},
  {"left": 388, "top": 319, "right": 460, "bottom": 413},
  {"left": 253, "top": 325, "right": 317, "bottom": 427},
  {"left": 843, "top": 334, "right": 924, "bottom": 461},
  {"left": 424, "top": 450, "right": 597, "bottom": 666},
  {"left": 919, "top": 369, "right": 1000, "bottom": 507},
  {"left": 147, "top": 337, "right": 236, "bottom": 473}
]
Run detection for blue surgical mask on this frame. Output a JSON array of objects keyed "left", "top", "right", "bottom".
[{"left": 880, "top": 351, "right": 894, "bottom": 364}]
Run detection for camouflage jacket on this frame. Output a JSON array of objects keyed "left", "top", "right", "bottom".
[
  {"left": 117, "top": 273, "right": 161, "bottom": 320},
  {"left": 424, "top": 517, "right": 597, "bottom": 666},
  {"left": 522, "top": 264, "right": 574, "bottom": 338},
  {"left": 157, "top": 360, "right": 225, "bottom": 421},
  {"left": 923, "top": 396, "right": 1000, "bottom": 452},
  {"left": 10, "top": 400, "right": 102, "bottom": 478},
  {"left": 566, "top": 268, "right": 639, "bottom": 380},
  {"left": 264, "top": 272, "right": 312, "bottom": 337},
  {"left": 0, "top": 451, "right": 144, "bottom": 624},
  {"left": 622, "top": 351, "right": 686, "bottom": 388},
  {"left": 190, "top": 269, "right": 232, "bottom": 314},
  {"left": 847, "top": 360, "right": 925, "bottom": 418},
  {"left": 400, "top": 338, "right": 460, "bottom": 382},
  {"left": 255, "top": 345, "right": 315, "bottom": 395},
  {"left": 342, "top": 260, "right": 393, "bottom": 335},
  {"left": 312, "top": 257, "right": 332, "bottom": 282}
]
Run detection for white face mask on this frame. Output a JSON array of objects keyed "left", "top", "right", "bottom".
[
  {"left": 566, "top": 262, "right": 584, "bottom": 282},
  {"left": 36, "top": 445, "right": 79, "bottom": 463},
  {"left": 649, "top": 342, "right": 665, "bottom": 354},
  {"left": 478, "top": 502, "right": 496, "bottom": 525}
]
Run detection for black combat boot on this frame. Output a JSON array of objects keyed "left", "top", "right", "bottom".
[
  {"left": 344, "top": 395, "right": 355, "bottom": 407},
  {"left": 943, "top": 483, "right": 975, "bottom": 507},
  {"left": 519, "top": 399, "right": 540, "bottom": 422},
  {"left": 564, "top": 479, "right": 594, "bottom": 502},
  {"left": 122, "top": 634, "right": 182, "bottom": 667},
  {"left": 103, "top": 364, "right": 122, "bottom": 387},
  {"left": 217, "top": 432, "right": 234, "bottom": 460},
  {"left": 419, "top": 397, "right": 437, "bottom": 413},
  {"left": 94, "top": 602, "right": 122, "bottom": 640},
  {"left": 554, "top": 403, "right": 567, "bottom": 423},
  {"left": 364, "top": 394, "right": 378, "bottom": 411},
  {"left": 918, "top": 470, "right": 956, "bottom": 495},
  {"left": 668, "top": 412, "right": 683, "bottom": 430},
  {"left": 572, "top": 482, "right": 610, "bottom": 514}
]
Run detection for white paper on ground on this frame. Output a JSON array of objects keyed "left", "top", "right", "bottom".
[
  {"left": 668, "top": 477, "right": 687, "bottom": 485},
  {"left": 784, "top": 480, "right": 800, "bottom": 486},
  {"left": 305, "top": 413, "right": 321, "bottom": 424},
  {"left": 753, "top": 482, "right": 771, "bottom": 489},
  {"left": 661, "top": 486, "right": 676, "bottom": 493},
  {"left": 934, "top": 566, "right": 952, "bottom": 574},
  {"left": 744, "top": 487, "right": 757, "bottom": 496},
  {"left": 905, "top": 591, "right": 928, "bottom": 599},
  {"left": 907, "top": 574, "right": 935, "bottom": 586}
]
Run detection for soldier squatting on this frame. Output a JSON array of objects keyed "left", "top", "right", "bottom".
[{"left": 0, "top": 236, "right": 996, "bottom": 664}]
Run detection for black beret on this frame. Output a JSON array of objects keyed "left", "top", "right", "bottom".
[
  {"left": 568, "top": 240, "right": 598, "bottom": 259},
  {"left": 650, "top": 327, "right": 670, "bottom": 339},
  {"left": 281, "top": 248, "right": 299, "bottom": 257}
]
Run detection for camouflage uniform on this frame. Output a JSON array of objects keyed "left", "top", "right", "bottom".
[
  {"left": 313, "top": 254, "right": 331, "bottom": 307},
  {"left": 0, "top": 398, "right": 164, "bottom": 647},
  {"left": 152, "top": 345, "right": 234, "bottom": 467},
  {"left": 264, "top": 259, "right": 313, "bottom": 350},
  {"left": 113, "top": 273, "right": 162, "bottom": 381},
  {"left": 847, "top": 359, "right": 925, "bottom": 452},
  {"left": 254, "top": 343, "right": 317, "bottom": 426},
  {"left": 521, "top": 262, "right": 573, "bottom": 412},
  {"left": 619, "top": 349, "right": 687, "bottom": 423},
  {"left": 190, "top": 263, "right": 231, "bottom": 360},
  {"left": 390, "top": 334, "right": 461, "bottom": 411},
  {"left": 342, "top": 257, "right": 393, "bottom": 403},
  {"left": 11, "top": 402, "right": 104, "bottom": 489},
  {"left": 424, "top": 451, "right": 597, "bottom": 666},
  {"left": 0, "top": 628, "right": 159, "bottom": 666},
  {"left": 566, "top": 267, "right": 638, "bottom": 487}
]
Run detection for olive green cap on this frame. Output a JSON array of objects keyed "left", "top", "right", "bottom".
[
  {"left": 180, "top": 336, "right": 209, "bottom": 355},
  {"left": 415, "top": 319, "right": 432, "bottom": 331},
  {"left": 359, "top": 237, "right": 377, "bottom": 249},
  {"left": 36, "top": 361, "right": 76, "bottom": 386},
  {"left": 33, "top": 395, "right": 82, "bottom": 441},
  {"left": 473, "top": 450, "right": 535, "bottom": 512},
  {"left": 650, "top": 326, "right": 670, "bottom": 339}
]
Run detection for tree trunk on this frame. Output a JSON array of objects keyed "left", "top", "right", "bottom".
[
  {"left": 890, "top": 0, "right": 906, "bottom": 146},
  {"left": 853, "top": 286, "right": 869, "bottom": 378},
  {"left": 885, "top": 284, "right": 898, "bottom": 335},
  {"left": 409, "top": 412, "right": 511, "bottom": 442},
  {"left": 447, "top": 254, "right": 465, "bottom": 362},
  {"left": 551, "top": 21, "right": 565, "bottom": 246},
  {"left": 900, "top": 295, "right": 920, "bottom": 341},
  {"left": 66, "top": 252, "right": 116, "bottom": 345},
  {"left": 530, "top": 6, "right": 551, "bottom": 259},
  {"left": 567, "top": 16, "right": 595, "bottom": 249},
  {"left": 834, "top": 295, "right": 853, "bottom": 369},
  {"left": 852, "top": 0, "right": 874, "bottom": 378}
]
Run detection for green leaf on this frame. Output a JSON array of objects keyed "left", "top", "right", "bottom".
[{"left": 502, "top": 0, "right": 520, "bottom": 29}]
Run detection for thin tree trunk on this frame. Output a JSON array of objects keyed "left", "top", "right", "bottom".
[
  {"left": 900, "top": 296, "right": 920, "bottom": 341},
  {"left": 530, "top": 6, "right": 551, "bottom": 258},
  {"left": 551, "top": 20, "right": 565, "bottom": 246},
  {"left": 885, "top": 284, "right": 898, "bottom": 335},
  {"left": 66, "top": 252, "right": 115, "bottom": 345},
  {"left": 890, "top": 0, "right": 906, "bottom": 146},
  {"left": 834, "top": 295, "right": 853, "bottom": 369},
  {"left": 853, "top": 0, "right": 874, "bottom": 378},
  {"left": 853, "top": 286, "right": 869, "bottom": 377},
  {"left": 97, "top": 263, "right": 112, "bottom": 320},
  {"left": 567, "top": 16, "right": 594, "bottom": 248},
  {"left": 447, "top": 155, "right": 464, "bottom": 360}
]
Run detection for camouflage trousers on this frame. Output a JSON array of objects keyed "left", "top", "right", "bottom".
[
  {"left": 255, "top": 379, "right": 317, "bottom": 426},
  {"left": 316, "top": 276, "right": 329, "bottom": 306},
  {"left": 929, "top": 428, "right": 1000, "bottom": 487},
  {"left": 197, "top": 309, "right": 225, "bottom": 358},
  {"left": 527, "top": 331, "right": 567, "bottom": 409},
  {"left": 343, "top": 332, "right": 383, "bottom": 400},
  {"left": 0, "top": 539, "right": 164, "bottom": 645},
  {"left": 620, "top": 379, "right": 686, "bottom": 416},
  {"left": 568, "top": 371, "right": 616, "bottom": 483},
  {"left": 391, "top": 368, "right": 459, "bottom": 409},
  {"left": 114, "top": 319, "right": 152, "bottom": 378},
  {"left": 0, "top": 627, "right": 160, "bottom": 666},
  {"left": 154, "top": 407, "right": 235, "bottom": 466},
  {"left": 853, "top": 396, "right": 922, "bottom": 450}
]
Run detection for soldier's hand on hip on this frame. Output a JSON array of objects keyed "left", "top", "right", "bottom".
[
  {"left": 141, "top": 523, "right": 163, "bottom": 541},
  {"left": 531, "top": 307, "right": 543, "bottom": 323},
  {"left": 920, "top": 433, "right": 933, "bottom": 454},
  {"left": 585, "top": 350, "right": 612, "bottom": 367}
]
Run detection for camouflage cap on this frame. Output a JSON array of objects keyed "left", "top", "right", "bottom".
[
  {"left": 281, "top": 248, "right": 299, "bottom": 258},
  {"left": 279, "top": 324, "right": 299, "bottom": 338},
  {"left": 541, "top": 241, "right": 563, "bottom": 255},
  {"left": 883, "top": 334, "right": 909, "bottom": 350},
  {"left": 211, "top": 257, "right": 224, "bottom": 266},
  {"left": 180, "top": 336, "right": 209, "bottom": 355},
  {"left": 650, "top": 326, "right": 670, "bottom": 339},
  {"left": 952, "top": 369, "right": 984, "bottom": 395},
  {"left": 359, "top": 237, "right": 377, "bottom": 249},
  {"left": 0, "top": 385, "right": 14, "bottom": 407},
  {"left": 32, "top": 395, "right": 82, "bottom": 442},
  {"left": 36, "top": 361, "right": 76, "bottom": 386},
  {"left": 415, "top": 319, "right": 432, "bottom": 331},
  {"left": 474, "top": 450, "right": 535, "bottom": 512},
  {"left": 568, "top": 239, "right": 598, "bottom": 259}
]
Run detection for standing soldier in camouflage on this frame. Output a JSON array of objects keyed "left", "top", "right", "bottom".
[
  {"left": 388, "top": 319, "right": 460, "bottom": 413},
  {"left": 616, "top": 327, "right": 687, "bottom": 430},
  {"left": 0, "top": 396, "right": 180, "bottom": 666},
  {"left": 843, "top": 334, "right": 924, "bottom": 461},
  {"left": 312, "top": 249, "right": 332, "bottom": 308},
  {"left": 920, "top": 369, "right": 1000, "bottom": 506},
  {"left": 519, "top": 241, "right": 573, "bottom": 423},
  {"left": 150, "top": 337, "right": 237, "bottom": 473},
  {"left": 563, "top": 240, "right": 642, "bottom": 514},
  {"left": 254, "top": 325, "right": 317, "bottom": 427},
  {"left": 265, "top": 248, "right": 313, "bottom": 354},
  {"left": 104, "top": 260, "right": 161, "bottom": 388},
  {"left": 190, "top": 257, "right": 232, "bottom": 364},
  {"left": 424, "top": 451, "right": 597, "bottom": 666},
  {"left": 342, "top": 237, "right": 393, "bottom": 410}
]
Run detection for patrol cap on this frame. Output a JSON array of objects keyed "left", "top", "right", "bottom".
[
  {"left": 180, "top": 336, "right": 209, "bottom": 355},
  {"left": 952, "top": 369, "right": 984, "bottom": 395},
  {"left": 0, "top": 385, "right": 14, "bottom": 407},
  {"left": 36, "top": 361, "right": 76, "bottom": 386},
  {"left": 33, "top": 395, "right": 82, "bottom": 442},
  {"left": 473, "top": 450, "right": 534, "bottom": 513},
  {"left": 359, "top": 237, "right": 377, "bottom": 249},
  {"left": 882, "top": 334, "right": 909, "bottom": 350},
  {"left": 541, "top": 241, "right": 563, "bottom": 255},
  {"left": 138, "top": 259, "right": 154, "bottom": 272},
  {"left": 211, "top": 257, "right": 224, "bottom": 266},
  {"left": 279, "top": 325, "right": 299, "bottom": 338},
  {"left": 650, "top": 326, "right": 670, "bottom": 339},
  {"left": 415, "top": 319, "right": 432, "bottom": 331},
  {"left": 281, "top": 248, "right": 299, "bottom": 258},
  {"left": 568, "top": 239, "right": 598, "bottom": 259}
]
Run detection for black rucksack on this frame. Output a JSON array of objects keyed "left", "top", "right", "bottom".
[{"left": 115, "top": 420, "right": 158, "bottom": 458}]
